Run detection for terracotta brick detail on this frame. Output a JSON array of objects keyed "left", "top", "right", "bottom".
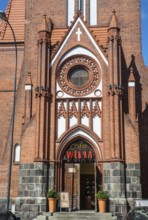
[{"left": 0, "top": 0, "right": 148, "bottom": 219}]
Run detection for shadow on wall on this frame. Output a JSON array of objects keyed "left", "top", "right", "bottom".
[
  {"left": 127, "top": 55, "right": 148, "bottom": 199},
  {"left": 0, "top": 211, "right": 20, "bottom": 220},
  {"left": 122, "top": 52, "right": 148, "bottom": 198},
  {"left": 130, "top": 56, "right": 148, "bottom": 199},
  {"left": 122, "top": 54, "right": 142, "bottom": 115},
  {"left": 140, "top": 103, "right": 148, "bottom": 198}
]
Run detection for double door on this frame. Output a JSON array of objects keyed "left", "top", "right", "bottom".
[{"left": 63, "top": 163, "right": 96, "bottom": 210}]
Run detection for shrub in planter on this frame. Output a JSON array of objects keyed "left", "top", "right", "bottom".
[
  {"left": 96, "top": 188, "right": 109, "bottom": 213},
  {"left": 47, "top": 189, "right": 58, "bottom": 213}
]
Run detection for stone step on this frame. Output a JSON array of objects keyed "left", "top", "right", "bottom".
[
  {"left": 52, "top": 217, "right": 117, "bottom": 220},
  {"left": 35, "top": 212, "right": 117, "bottom": 220},
  {"left": 54, "top": 212, "right": 112, "bottom": 217}
]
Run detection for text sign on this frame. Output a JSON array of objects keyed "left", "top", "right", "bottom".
[
  {"left": 63, "top": 140, "right": 95, "bottom": 162},
  {"left": 60, "top": 192, "right": 70, "bottom": 208}
]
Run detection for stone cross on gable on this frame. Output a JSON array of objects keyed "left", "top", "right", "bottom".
[{"left": 76, "top": 28, "right": 82, "bottom": 41}]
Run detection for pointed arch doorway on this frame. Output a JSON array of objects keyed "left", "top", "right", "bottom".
[{"left": 60, "top": 139, "right": 102, "bottom": 211}]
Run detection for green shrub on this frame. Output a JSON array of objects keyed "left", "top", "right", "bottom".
[
  {"left": 47, "top": 189, "right": 58, "bottom": 198},
  {"left": 96, "top": 188, "right": 109, "bottom": 199}
]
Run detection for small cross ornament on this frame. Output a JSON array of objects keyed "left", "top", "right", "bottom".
[{"left": 76, "top": 28, "right": 82, "bottom": 41}]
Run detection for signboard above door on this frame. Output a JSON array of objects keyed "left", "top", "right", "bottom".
[{"left": 63, "top": 140, "right": 95, "bottom": 163}]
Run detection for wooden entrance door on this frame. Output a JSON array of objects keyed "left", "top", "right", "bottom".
[{"left": 64, "top": 163, "right": 80, "bottom": 210}]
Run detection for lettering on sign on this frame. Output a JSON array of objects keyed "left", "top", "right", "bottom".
[
  {"left": 66, "top": 151, "right": 93, "bottom": 159},
  {"left": 60, "top": 192, "right": 70, "bottom": 209},
  {"left": 63, "top": 140, "right": 95, "bottom": 162}
]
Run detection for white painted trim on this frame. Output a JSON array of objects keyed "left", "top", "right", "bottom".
[
  {"left": 76, "top": 28, "right": 82, "bottom": 41},
  {"left": 58, "top": 117, "right": 66, "bottom": 138},
  {"left": 14, "top": 144, "right": 20, "bottom": 162},
  {"left": 79, "top": 0, "right": 86, "bottom": 20},
  {"left": 51, "top": 18, "right": 108, "bottom": 66},
  {"left": 93, "top": 116, "right": 101, "bottom": 138},
  {"left": 128, "top": 82, "right": 135, "bottom": 87},
  {"left": 58, "top": 46, "right": 102, "bottom": 69},
  {"left": 61, "top": 129, "right": 102, "bottom": 157},
  {"left": 70, "top": 116, "right": 77, "bottom": 128},
  {"left": 68, "top": 0, "right": 75, "bottom": 26},
  {"left": 25, "top": 85, "right": 32, "bottom": 90},
  {"left": 83, "top": 0, "right": 86, "bottom": 21},
  {"left": 90, "top": 0, "right": 97, "bottom": 25},
  {"left": 81, "top": 116, "right": 89, "bottom": 127},
  {"left": 78, "top": 0, "right": 81, "bottom": 10}
]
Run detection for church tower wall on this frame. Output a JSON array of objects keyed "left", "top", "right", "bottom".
[{"left": 0, "top": 0, "right": 148, "bottom": 219}]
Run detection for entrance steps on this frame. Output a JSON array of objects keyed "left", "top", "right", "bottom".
[{"left": 34, "top": 211, "right": 117, "bottom": 220}]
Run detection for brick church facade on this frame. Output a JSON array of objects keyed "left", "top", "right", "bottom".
[{"left": 0, "top": 0, "right": 148, "bottom": 219}]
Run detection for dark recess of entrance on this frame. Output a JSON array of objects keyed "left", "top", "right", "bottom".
[
  {"left": 80, "top": 163, "right": 95, "bottom": 210},
  {"left": 62, "top": 139, "right": 102, "bottom": 211}
]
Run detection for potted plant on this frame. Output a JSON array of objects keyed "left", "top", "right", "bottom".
[
  {"left": 96, "top": 187, "right": 109, "bottom": 213},
  {"left": 47, "top": 188, "right": 58, "bottom": 213}
]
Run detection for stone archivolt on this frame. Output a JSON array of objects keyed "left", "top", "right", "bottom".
[{"left": 58, "top": 56, "right": 100, "bottom": 97}]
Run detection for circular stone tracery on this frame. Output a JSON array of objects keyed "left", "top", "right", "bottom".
[{"left": 58, "top": 56, "right": 100, "bottom": 96}]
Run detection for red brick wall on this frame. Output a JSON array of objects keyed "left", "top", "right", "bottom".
[{"left": 0, "top": 0, "right": 147, "bottom": 199}]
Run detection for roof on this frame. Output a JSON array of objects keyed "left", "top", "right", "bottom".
[
  {"left": 0, "top": 0, "right": 25, "bottom": 42},
  {"left": 51, "top": 27, "right": 108, "bottom": 47},
  {"left": 0, "top": 1, "right": 109, "bottom": 51}
]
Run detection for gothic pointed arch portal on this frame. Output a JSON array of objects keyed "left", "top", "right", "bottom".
[{"left": 57, "top": 138, "right": 102, "bottom": 211}]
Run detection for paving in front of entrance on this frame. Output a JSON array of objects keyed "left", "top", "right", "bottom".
[{"left": 33, "top": 211, "right": 117, "bottom": 220}]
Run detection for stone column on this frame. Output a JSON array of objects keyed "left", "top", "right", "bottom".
[
  {"left": 108, "top": 11, "right": 123, "bottom": 160},
  {"left": 103, "top": 162, "right": 126, "bottom": 218},
  {"left": 35, "top": 15, "right": 52, "bottom": 161},
  {"left": 126, "top": 163, "right": 141, "bottom": 204},
  {"left": 103, "top": 161, "right": 141, "bottom": 219},
  {"left": 13, "top": 162, "right": 55, "bottom": 219}
]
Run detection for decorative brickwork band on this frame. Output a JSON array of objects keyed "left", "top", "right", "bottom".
[
  {"left": 108, "top": 83, "right": 123, "bottom": 96},
  {"left": 35, "top": 86, "right": 51, "bottom": 98},
  {"left": 58, "top": 56, "right": 100, "bottom": 97}
]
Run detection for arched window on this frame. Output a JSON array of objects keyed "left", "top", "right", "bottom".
[
  {"left": 67, "top": 0, "right": 97, "bottom": 26},
  {"left": 67, "top": 0, "right": 75, "bottom": 26},
  {"left": 90, "top": 0, "right": 97, "bottom": 25},
  {"left": 14, "top": 144, "right": 20, "bottom": 162}
]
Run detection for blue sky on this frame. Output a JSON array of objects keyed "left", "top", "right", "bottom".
[{"left": 0, "top": 0, "right": 148, "bottom": 66}]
